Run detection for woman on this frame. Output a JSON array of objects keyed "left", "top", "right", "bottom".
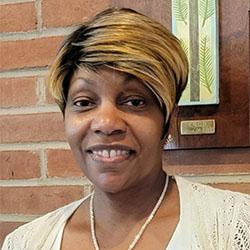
[{"left": 3, "top": 8, "right": 249, "bottom": 250}]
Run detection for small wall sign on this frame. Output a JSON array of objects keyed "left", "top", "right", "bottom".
[{"left": 180, "top": 119, "right": 216, "bottom": 135}]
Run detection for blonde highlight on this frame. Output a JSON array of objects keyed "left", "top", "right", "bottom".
[{"left": 48, "top": 7, "right": 188, "bottom": 127}]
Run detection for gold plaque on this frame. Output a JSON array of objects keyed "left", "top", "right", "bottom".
[{"left": 180, "top": 119, "right": 216, "bottom": 135}]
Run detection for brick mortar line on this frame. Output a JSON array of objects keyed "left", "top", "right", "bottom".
[
  {"left": 0, "top": 26, "right": 77, "bottom": 41},
  {"left": 0, "top": 214, "right": 39, "bottom": 223},
  {"left": 39, "top": 149, "right": 47, "bottom": 179},
  {"left": 0, "top": 0, "right": 34, "bottom": 5},
  {"left": 0, "top": 105, "right": 60, "bottom": 115},
  {"left": 84, "top": 184, "right": 94, "bottom": 196},
  {"left": 0, "top": 177, "right": 90, "bottom": 187},
  {"left": 0, "top": 67, "right": 49, "bottom": 78},
  {"left": 36, "top": 77, "right": 46, "bottom": 105},
  {"left": 0, "top": 141, "right": 70, "bottom": 151},
  {"left": 35, "top": 0, "right": 42, "bottom": 31}
]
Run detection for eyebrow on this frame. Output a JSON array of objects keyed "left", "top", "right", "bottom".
[
  {"left": 71, "top": 77, "right": 96, "bottom": 85},
  {"left": 124, "top": 73, "right": 136, "bottom": 82}
]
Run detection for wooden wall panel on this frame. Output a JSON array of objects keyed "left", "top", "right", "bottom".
[
  {"left": 166, "top": 0, "right": 250, "bottom": 149},
  {"left": 111, "top": 0, "right": 172, "bottom": 28}
]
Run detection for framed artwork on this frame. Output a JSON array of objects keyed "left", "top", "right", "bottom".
[{"left": 172, "top": 0, "right": 219, "bottom": 105}]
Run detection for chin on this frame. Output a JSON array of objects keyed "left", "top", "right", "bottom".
[
  {"left": 94, "top": 173, "right": 128, "bottom": 194},
  {"left": 96, "top": 183, "right": 125, "bottom": 194}
]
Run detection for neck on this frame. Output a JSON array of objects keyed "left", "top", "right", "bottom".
[{"left": 93, "top": 170, "right": 167, "bottom": 224}]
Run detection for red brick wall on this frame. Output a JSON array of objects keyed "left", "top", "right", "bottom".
[{"left": 0, "top": 0, "right": 249, "bottom": 246}]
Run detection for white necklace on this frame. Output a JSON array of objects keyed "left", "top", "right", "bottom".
[{"left": 89, "top": 175, "right": 169, "bottom": 250}]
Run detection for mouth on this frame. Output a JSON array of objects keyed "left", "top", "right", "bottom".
[{"left": 86, "top": 145, "right": 136, "bottom": 163}]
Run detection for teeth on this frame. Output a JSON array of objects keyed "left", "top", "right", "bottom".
[
  {"left": 110, "top": 150, "right": 116, "bottom": 158},
  {"left": 121, "top": 150, "right": 128, "bottom": 156},
  {"left": 102, "top": 150, "right": 109, "bottom": 158},
  {"left": 91, "top": 149, "right": 130, "bottom": 158}
]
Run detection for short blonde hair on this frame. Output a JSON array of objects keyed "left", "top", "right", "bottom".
[{"left": 48, "top": 7, "right": 188, "bottom": 124}]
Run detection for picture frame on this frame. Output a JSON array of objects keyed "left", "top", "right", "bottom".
[{"left": 172, "top": 0, "right": 219, "bottom": 105}]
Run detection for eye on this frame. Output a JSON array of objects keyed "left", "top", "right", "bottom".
[
  {"left": 124, "top": 98, "right": 146, "bottom": 108},
  {"left": 73, "top": 98, "right": 95, "bottom": 110}
]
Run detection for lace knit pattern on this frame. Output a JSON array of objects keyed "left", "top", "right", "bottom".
[
  {"left": 2, "top": 177, "right": 250, "bottom": 250},
  {"left": 186, "top": 181, "right": 250, "bottom": 250},
  {"left": 2, "top": 198, "right": 86, "bottom": 250}
]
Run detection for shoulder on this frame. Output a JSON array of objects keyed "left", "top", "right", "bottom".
[
  {"left": 175, "top": 175, "right": 249, "bottom": 203},
  {"left": 175, "top": 176, "right": 250, "bottom": 249},
  {"left": 2, "top": 196, "right": 89, "bottom": 250}
]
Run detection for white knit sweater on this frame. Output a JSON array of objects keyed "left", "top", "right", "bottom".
[{"left": 2, "top": 177, "right": 250, "bottom": 250}]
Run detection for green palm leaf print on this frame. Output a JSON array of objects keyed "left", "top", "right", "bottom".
[
  {"left": 173, "top": 0, "right": 188, "bottom": 25},
  {"left": 199, "top": 0, "right": 215, "bottom": 27},
  {"left": 200, "top": 36, "right": 214, "bottom": 94}
]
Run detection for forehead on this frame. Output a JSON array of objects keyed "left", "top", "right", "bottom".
[
  {"left": 71, "top": 66, "right": 136, "bottom": 82},
  {"left": 69, "top": 66, "right": 149, "bottom": 93}
]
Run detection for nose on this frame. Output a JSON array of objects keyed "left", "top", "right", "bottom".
[{"left": 90, "top": 102, "right": 127, "bottom": 136}]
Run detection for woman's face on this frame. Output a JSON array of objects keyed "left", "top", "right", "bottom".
[{"left": 64, "top": 67, "right": 165, "bottom": 193}]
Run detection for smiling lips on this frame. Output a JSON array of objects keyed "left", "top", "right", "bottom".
[{"left": 87, "top": 145, "right": 135, "bottom": 163}]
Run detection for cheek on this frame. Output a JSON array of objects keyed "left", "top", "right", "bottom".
[
  {"left": 64, "top": 114, "right": 88, "bottom": 147},
  {"left": 134, "top": 115, "right": 164, "bottom": 148},
  {"left": 64, "top": 115, "right": 90, "bottom": 171},
  {"left": 64, "top": 117, "right": 76, "bottom": 143}
]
